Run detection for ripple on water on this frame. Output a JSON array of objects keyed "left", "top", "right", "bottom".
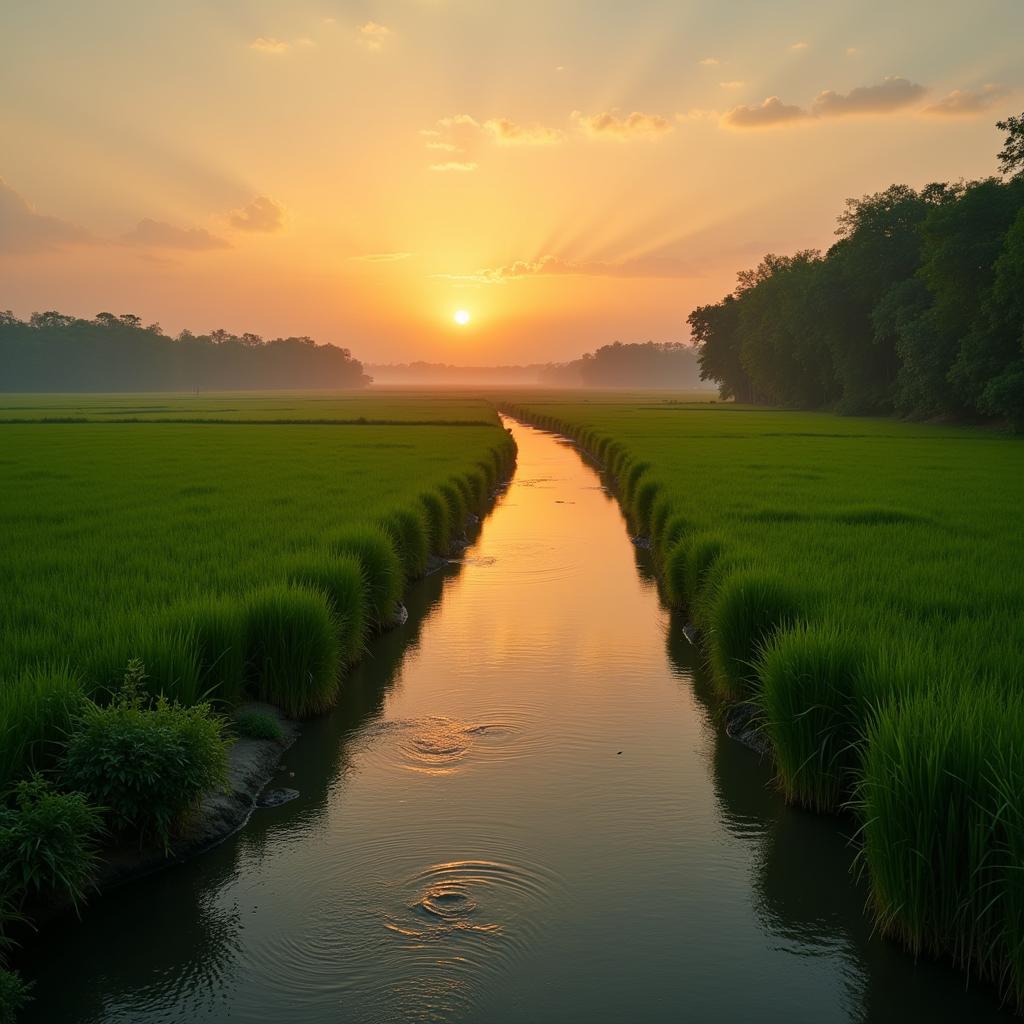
[{"left": 365, "top": 716, "right": 518, "bottom": 776}]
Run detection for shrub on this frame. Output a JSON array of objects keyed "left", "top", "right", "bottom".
[
  {"left": 0, "top": 665, "right": 84, "bottom": 792},
  {"left": 233, "top": 708, "right": 284, "bottom": 742},
  {"left": 378, "top": 507, "right": 430, "bottom": 579},
  {"left": 244, "top": 584, "right": 341, "bottom": 716},
  {"left": 0, "top": 775, "right": 103, "bottom": 908},
  {"left": 61, "top": 660, "right": 231, "bottom": 848},
  {"left": 287, "top": 550, "right": 367, "bottom": 663},
  {"left": 757, "top": 623, "right": 866, "bottom": 810},
  {"left": 0, "top": 969, "right": 31, "bottom": 1024},
  {"left": 708, "top": 571, "right": 802, "bottom": 699},
  {"left": 330, "top": 527, "right": 403, "bottom": 625}
]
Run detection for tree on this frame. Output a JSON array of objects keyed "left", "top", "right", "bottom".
[{"left": 997, "top": 112, "right": 1024, "bottom": 178}]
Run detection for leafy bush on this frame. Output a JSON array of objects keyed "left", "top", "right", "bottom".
[
  {"left": 0, "top": 968, "right": 31, "bottom": 1024},
  {"left": 233, "top": 708, "right": 284, "bottom": 742},
  {"left": 0, "top": 775, "right": 103, "bottom": 908},
  {"left": 244, "top": 585, "right": 341, "bottom": 716},
  {"left": 61, "top": 660, "right": 231, "bottom": 848}
]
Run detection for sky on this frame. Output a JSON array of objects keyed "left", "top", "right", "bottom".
[{"left": 2, "top": 0, "right": 1022, "bottom": 365}]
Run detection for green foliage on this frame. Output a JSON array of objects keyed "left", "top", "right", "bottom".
[
  {"left": 287, "top": 550, "right": 367, "bottom": 663},
  {"left": 329, "top": 527, "right": 403, "bottom": 625},
  {"left": 179, "top": 596, "right": 248, "bottom": 705},
  {"left": 0, "top": 775, "right": 103, "bottom": 908},
  {"left": 233, "top": 708, "right": 285, "bottom": 742},
  {"left": 378, "top": 507, "right": 430, "bottom": 579},
  {"left": 419, "top": 491, "right": 450, "bottom": 553},
  {"left": 0, "top": 969, "right": 31, "bottom": 1024},
  {"left": 689, "top": 135, "right": 1024, "bottom": 424},
  {"left": 0, "top": 666, "right": 84, "bottom": 792},
  {"left": 244, "top": 585, "right": 341, "bottom": 717},
  {"left": 61, "top": 660, "right": 231, "bottom": 847},
  {"left": 708, "top": 571, "right": 802, "bottom": 699}
]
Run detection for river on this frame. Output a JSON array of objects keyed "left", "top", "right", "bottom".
[{"left": 22, "top": 419, "right": 1012, "bottom": 1022}]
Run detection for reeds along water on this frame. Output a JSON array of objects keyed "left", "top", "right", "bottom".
[{"left": 500, "top": 399, "right": 1024, "bottom": 1009}]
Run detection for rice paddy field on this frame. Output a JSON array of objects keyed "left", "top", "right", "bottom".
[
  {"left": 0, "top": 394, "right": 515, "bottom": 789},
  {"left": 500, "top": 392, "right": 1024, "bottom": 1006}
]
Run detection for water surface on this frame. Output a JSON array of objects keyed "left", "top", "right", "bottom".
[{"left": 23, "top": 420, "right": 1012, "bottom": 1022}]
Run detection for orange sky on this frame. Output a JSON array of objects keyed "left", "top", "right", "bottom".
[{"left": 2, "top": 1, "right": 1022, "bottom": 364}]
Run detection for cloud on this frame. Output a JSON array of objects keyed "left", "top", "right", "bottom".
[
  {"left": 0, "top": 179, "right": 96, "bottom": 254},
  {"left": 359, "top": 21, "right": 390, "bottom": 50},
  {"left": 790, "top": 41, "right": 810, "bottom": 51},
  {"left": 812, "top": 76, "right": 925, "bottom": 117},
  {"left": 350, "top": 251, "right": 412, "bottom": 262},
  {"left": 482, "top": 118, "right": 564, "bottom": 145},
  {"left": 434, "top": 253, "right": 695, "bottom": 284},
  {"left": 429, "top": 162, "right": 478, "bottom": 173},
  {"left": 719, "top": 80, "right": 745, "bottom": 90},
  {"left": 846, "top": 47, "right": 861, "bottom": 57},
  {"left": 250, "top": 37, "right": 291, "bottom": 54},
  {"left": 698, "top": 57, "right": 720, "bottom": 66},
  {"left": 122, "top": 219, "right": 229, "bottom": 250},
  {"left": 722, "top": 96, "right": 809, "bottom": 128},
  {"left": 925, "top": 84, "right": 1009, "bottom": 117},
  {"left": 724, "top": 77, "right": 928, "bottom": 128},
  {"left": 571, "top": 109, "right": 674, "bottom": 140},
  {"left": 228, "top": 195, "right": 284, "bottom": 232}
]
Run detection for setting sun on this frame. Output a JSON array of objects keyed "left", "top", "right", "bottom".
[{"left": 453, "top": 309, "right": 471, "bottom": 326}]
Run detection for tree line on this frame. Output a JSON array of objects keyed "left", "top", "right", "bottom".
[
  {"left": 690, "top": 113, "right": 1024, "bottom": 427},
  {"left": 0, "top": 312, "right": 370, "bottom": 391},
  {"left": 541, "top": 341, "right": 703, "bottom": 388}
]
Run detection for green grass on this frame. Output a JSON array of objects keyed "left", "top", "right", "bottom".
[
  {"left": 0, "top": 398, "right": 515, "bottom": 786},
  {"left": 232, "top": 708, "right": 285, "bottom": 742},
  {"left": 502, "top": 391, "right": 1024, "bottom": 1004}
]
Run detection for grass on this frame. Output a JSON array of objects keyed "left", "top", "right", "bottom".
[
  {"left": 0, "top": 397, "right": 516, "bottom": 786},
  {"left": 501, "top": 391, "right": 1024, "bottom": 1004},
  {"left": 233, "top": 708, "right": 284, "bottom": 742}
]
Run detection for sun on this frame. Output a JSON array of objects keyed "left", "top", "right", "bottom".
[{"left": 453, "top": 309, "right": 471, "bottom": 326}]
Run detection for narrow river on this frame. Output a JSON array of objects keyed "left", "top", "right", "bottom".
[{"left": 24, "top": 420, "right": 1011, "bottom": 1023}]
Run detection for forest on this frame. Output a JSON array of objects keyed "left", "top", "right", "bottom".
[
  {"left": 690, "top": 113, "right": 1024, "bottom": 426},
  {"left": 0, "top": 313, "right": 370, "bottom": 391}
]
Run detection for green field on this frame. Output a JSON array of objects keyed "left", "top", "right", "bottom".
[
  {"left": 502, "top": 393, "right": 1024, "bottom": 1005},
  {"left": 0, "top": 398, "right": 515, "bottom": 786},
  {"left": 0, "top": 391, "right": 501, "bottom": 425}
]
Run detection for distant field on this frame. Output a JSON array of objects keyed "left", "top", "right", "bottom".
[
  {"left": 0, "top": 396, "right": 515, "bottom": 787},
  {"left": 502, "top": 393, "right": 1024, "bottom": 1004},
  {"left": 0, "top": 391, "right": 501, "bottom": 425}
]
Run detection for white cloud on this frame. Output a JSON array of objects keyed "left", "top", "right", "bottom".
[
  {"left": 250, "top": 37, "right": 291, "bottom": 54},
  {"left": 429, "top": 161, "right": 478, "bottom": 173},
  {"left": 483, "top": 118, "right": 564, "bottom": 145}
]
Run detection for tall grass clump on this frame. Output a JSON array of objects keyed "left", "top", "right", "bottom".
[
  {"left": 379, "top": 507, "right": 430, "bottom": 580},
  {"left": 708, "top": 570, "right": 802, "bottom": 699},
  {"left": 622, "top": 461, "right": 650, "bottom": 507},
  {"left": 419, "top": 491, "right": 450, "bottom": 554},
  {"left": 287, "top": 550, "right": 367, "bottom": 663},
  {"left": 179, "top": 596, "right": 248, "bottom": 705},
  {"left": 330, "top": 527, "right": 403, "bottom": 625},
  {"left": 244, "top": 584, "right": 341, "bottom": 716},
  {"left": 0, "top": 666, "right": 83, "bottom": 791},
  {"left": 757, "top": 622, "right": 868, "bottom": 811},
  {"left": 683, "top": 532, "right": 727, "bottom": 606},
  {"left": 632, "top": 478, "right": 662, "bottom": 536},
  {"left": 438, "top": 481, "right": 468, "bottom": 540},
  {"left": 858, "top": 685, "right": 1024, "bottom": 994}
]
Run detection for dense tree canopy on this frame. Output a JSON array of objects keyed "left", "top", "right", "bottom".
[
  {"left": 0, "top": 313, "right": 370, "bottom": 391},
  {"left": 541, "top": 341, "right": 702, "bottom": 388},
  {"left": 690, "top": 113, "right": 1024, "bottom": 428}
]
